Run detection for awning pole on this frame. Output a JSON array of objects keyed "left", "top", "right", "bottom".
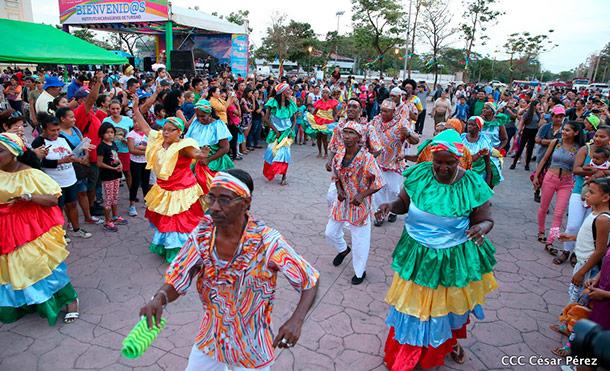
[{"left": 165, "top": 21, "right": 173, "bottom": 70}]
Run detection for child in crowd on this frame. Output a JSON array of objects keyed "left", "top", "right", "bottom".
[
  {"left": 182, "top": 91, "right": 196, "bottom": 121},
  {"left": 553, "top": 177, "right": 610, "bottom": 357},
  {"left": 581, "top": 146, "right": 610, "bottom": 206},
  {"left": 126, "top": 119, "right": 150, "bottom": 217},
  {"left": 295, "top": 97, "right": 307, "bottom": 145},
  {"left": 96, "top": 123, "right": 128, "bottom": 232},
  {"left": 153, "top": 104, "right": 166, "bottom": 130},
  {"left": 451, "top": 95, "right": 470, "bottom": 123}
]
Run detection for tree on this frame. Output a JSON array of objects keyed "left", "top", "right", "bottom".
[
  {"left": 407, "top": 0, "right": 426, "bottom": 78},
  {"left": 503, "top": 30, "right": 556, "bottom": 81},
  {"left": 285, "top": 21, "right": 318, "bottom": 69},
  {"left": 72, "top": 28, "right": 111, "bottom": 49},
  {"left": 352, "top": 0, "right": 406, "bottom": 77},
  {"left": 418, "top": 0, "right": 455, "bottom": 88},
  {"left": 460, "top": 0, "right": 504, "bottom": 82},
  {"left": 211, "top": 9, "right": 253, "bottom": 33},
  {"left": 255, "top": 13, "right": 290, "bottom": 75}
]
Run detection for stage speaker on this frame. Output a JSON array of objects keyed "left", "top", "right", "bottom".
[
  {"left": 143, "top": 57, "right": 152, "bottom": 72},
  {"left": 170, "top": 50, "right": 194, "bottom": 73},
  {"left": 128, "top": 57, "right": 135, "bottom": 67}
]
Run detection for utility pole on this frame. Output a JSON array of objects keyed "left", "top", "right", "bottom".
[
  {"left": 335, "top": 11, "right": 345, "bottom": 68},
  {"left": 403, "top": 0, "right": 412, "bottom": 80}
]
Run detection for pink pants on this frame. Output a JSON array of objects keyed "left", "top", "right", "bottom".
[
  {"left": 102, "top": 179, "right": 120, "bottom": 209},
  {"left": 538, "top": 171, "right": 573, "bottom": 243}
]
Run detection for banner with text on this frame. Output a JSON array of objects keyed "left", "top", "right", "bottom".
[{"left": 59, "top": 0, "right": 168, "bottom": 24}]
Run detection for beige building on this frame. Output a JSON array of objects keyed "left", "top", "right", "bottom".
[{"left": 0, "top": 0, "right": 33, "bottom": 21}]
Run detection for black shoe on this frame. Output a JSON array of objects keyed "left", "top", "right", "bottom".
[
  {"left": 374, "top": 218, "right": 384, "bottom": 227},
  {"left": 90, "top": 206, "right": 104, "bottom": 217},
  {"left": 332, "top": 246, "right": 351, "bottom": 266},
  {"left": 534, "top": 193, "right": 541, "bottom": 203},
  {"left": 387, "top": 213, "right": 397, "bottom": 223},
  {"left": 524, "top": 165, "right": 530, "bottom": 171},
  {"left": 351, "top": 271, "right": 366, "bottom": 285},
  {"left": 509, "top": 163, "right": 516, "bottom": 170}
]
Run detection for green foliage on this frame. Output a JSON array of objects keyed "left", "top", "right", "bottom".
[
  {"left": 351, "top": 0, "right": 407, "bottom": 75},
  {"left": 212, "top": 10, "right": 253, "bottom": 33},
  {"left": 460, "top": 0, "right": 504, "bottom": 80},
  {"left": 72, "top": 28, "right": 111, "bottom": 49}
]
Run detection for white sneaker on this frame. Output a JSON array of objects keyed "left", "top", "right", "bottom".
[
  {"left": 65, "top": 234, "right": 72, "bottom": 244},
  {"left": 128, "top": 205, "right": 138, "bottom": 217},
  {"left": 72, "top": 228, "right": 92, "bottom": 239},
  {"left": 86, "top": 216, "right": 104, "bottom": 225}
]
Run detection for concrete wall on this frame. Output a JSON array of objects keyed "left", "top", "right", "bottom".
[{"left": 0, "top": 0, "right": 33, "bottom": 21}]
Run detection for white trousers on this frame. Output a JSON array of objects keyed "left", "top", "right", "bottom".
[
  {"left": 185, "top": 345, "right": 270, "bottom": 371},
  {"left": 373, "top": 170, "right": 403, "bottom": 212},
  {"left": 325, "top": 217, "right": 371, "bottom": 278},
  {"left": 327, "top": 182, "right": 337, "bottom": 208},
  {"left": 563, "top": 193, "right": 591, "bottom": 252}
]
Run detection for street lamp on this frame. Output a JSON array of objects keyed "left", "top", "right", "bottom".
[
  {"left": 334, "top": 10, "right": 345, "bottom": 68},
  {"left": 394, "top": 48, "right": 399, "bottom": 78},
  {"left": 308, "top": 46, "right": 313, "bottom": 74}
]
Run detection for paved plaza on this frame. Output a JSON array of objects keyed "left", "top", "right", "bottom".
[{"left": 1, "top": 122, "right": 573, "bottom": 371}]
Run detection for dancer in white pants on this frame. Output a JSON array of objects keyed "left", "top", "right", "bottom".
[
  {"left": 325, "top": 122, "right": 384, "bottom": 284},
  {"left": 370, "top": 99, "right": 419, "bottom": 226},
  {"left": 325, "top": 98, "right": 383, "bottom": 208}
]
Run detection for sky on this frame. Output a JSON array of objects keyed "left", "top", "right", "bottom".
[{"left": 32, "top": 0, "right": 610, "bottom": 73}]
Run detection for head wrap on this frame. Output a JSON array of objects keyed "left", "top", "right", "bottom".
[
  {"left": 429, "top": 129, "right": 465, "bottom": 158},
  {"left": 210, "top": 172, "right": 251, "bottom": 199},
  {"left": 342, "top": 121, "right": 365, "bottom": 137},
  {"left": 390, "top": 87, "right": 403, "bottom": 96},
  {"left": 484, "top": 102, "right": 497, "bottom": 115},
  {"left": 165, "top": 117, "right": 185, "bottom": 132},
  {"left": 587, "top": 115, "right": 601, "bottom": 130},
  {"left": 446, "top": 118, "right": 463, "bottom": 133},
  {"left": 322, "top": 87, "right": 331, "bottom": 94},
  {"left": 468, "top": 116, "right": 485, "bottom": 130},
  {"left": 124, "top": 65, "right": 134, "bottom": 75},
  {"left": 0, "top": 132, "right": 26, "bottom": 157},
  {"left": 275, "top": 82, "right": 289, "bottom": 94},
  {"left": 195, "top": 99, "right": 212, "bottom": 113}
]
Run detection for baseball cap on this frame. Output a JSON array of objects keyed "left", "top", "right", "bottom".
[
  {"left": 160, "top": 79, "right": 171, "bottom": 87},
  {"left": 74, "top": 88, "right": 90, "bottom": 100},
  {"left": 551, "top": 105, "right": 566, "bottom": 116},
  {"left": 137, "top": 89, "right": 152, "bottom": 99},
  {"left": 43, "top": 76, "right": 65, "bottom": 90}
]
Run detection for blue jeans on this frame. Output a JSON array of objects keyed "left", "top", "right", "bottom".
[{"left": 247, "top": 117, "right": 263, "bottom": 147}]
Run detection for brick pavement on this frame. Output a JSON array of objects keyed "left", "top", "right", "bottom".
[{"left": 1, "top": 120, "right": 574, "bottom": 371}]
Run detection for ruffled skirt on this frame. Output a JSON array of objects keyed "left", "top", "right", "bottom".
[
  {"left": 263, "top": 129, "right": 293, "bottom": 181},
  {"left": 384, "top": 229, "right": 497, "bottom": 370},
  {"left": 145, "top": 183, "right": 204, "bottom": 262}
]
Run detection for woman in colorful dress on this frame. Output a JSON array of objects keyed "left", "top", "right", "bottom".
[
  {"left": 411, "top": 120, "right": 472, "bottom": 170},
  {"left": 263, "top": 83, "right": 297, "bottom": 186},
  {"left": 0, "top": 133, "right": 79, "bottom": 325},
  {"left": 376, "top": 129, "right": 497, "bottom": 370},
  {"left": 306, "top": 87, "right": 339, "bottom": 158},
  {"left": 185, "top": 99, "right": 234, "bottom": 194},
  {"left": 132, "top": 98, "right": 209, "bottom": 263},
  {"left": 461, "top": 116, "right": 503, "bottom": 188}
]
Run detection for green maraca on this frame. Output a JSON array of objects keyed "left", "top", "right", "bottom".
[{"left": 121, "top": 316, "right": 166, "bottom": 359}]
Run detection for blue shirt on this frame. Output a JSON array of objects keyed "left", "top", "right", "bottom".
[
  {"left": 453, "top": 103, "right": 469, "bottom": 121},
  {"left": 67, "top": 80, "right": 81, "bottom": 100},
  {"left": 182, "top": 102, "right": 195, "bottom": 121},
  {"left": 103, "top": 116, "right": 133, "bottom": 153}
]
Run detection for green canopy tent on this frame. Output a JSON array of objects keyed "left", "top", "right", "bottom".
[{"left": 0, "top": 18, "right": 127, "bottom": 65}]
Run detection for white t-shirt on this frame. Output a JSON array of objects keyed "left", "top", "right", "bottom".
[
  {"left": 42, "top": 137, "right": 77, "bottom": 188},
  {"left": 575, "top": 212, "right": 610, "bottom": 262},
  {"left": 35, "top": 90, "right": 55, "bottom": 114},
  {"left": 126, "top": 130, "right": 148, "bottom": 163}
]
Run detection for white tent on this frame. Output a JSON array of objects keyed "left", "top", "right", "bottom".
[{"left": 169, "top": 5, "right": 247, "bottom": 35}]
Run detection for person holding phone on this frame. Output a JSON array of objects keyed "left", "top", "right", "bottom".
[{"left": 31, "top": 113, "right": 92, "bottom": 241}]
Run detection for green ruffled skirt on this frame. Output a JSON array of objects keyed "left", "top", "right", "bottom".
[{"left": 0, "top": 283, "right": 78, "bottom": 326}]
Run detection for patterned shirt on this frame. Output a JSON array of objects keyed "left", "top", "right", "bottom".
[
  {"left": 331, "top": 148, "right": 384, "bottom": 226},
  {"left": 371, "top": 115, "right": 409, "bottom": 173},
  {"left": 165, "top": 216, "right": 319, "bottom": 368},
  {"left": 328, "top": 117, "right": 383, "bottom": 155},
  {"left": 395, "top": 101, "right": 417, "bottom": 129}
]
